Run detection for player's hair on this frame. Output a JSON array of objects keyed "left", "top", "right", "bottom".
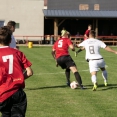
[
  {"left": 89, "top": 30, "right": 96, "bottom": 37},
  {"left": 0, "top": 26, "right": 12, "bottom": 45},
  {"left": 88, "top": 24, "right": 92, "bottom": 27},
  {"left": 7, "top": 21, "right": 16, "bottom": 28}
]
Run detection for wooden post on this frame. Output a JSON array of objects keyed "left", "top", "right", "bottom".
[
  {"left": 95, "top": 19, "right": 98, "bottom": 38},
  {"left": 54, "top": 18, "right": 58, "bottom": 40}
]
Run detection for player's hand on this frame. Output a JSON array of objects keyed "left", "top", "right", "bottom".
[
  {"left": 56, "top": 62, "right": 59, "bottom": 67},
  {"left": 73, "top": 44, "right": 77, "bottom": 47},
  {"left": 115, "top": 52, "right": 117, "bottom": 54}
]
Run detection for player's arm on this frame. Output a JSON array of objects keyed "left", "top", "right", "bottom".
[
  {"left": 51, "top": 49, "right": 56, "bottom": 60},
  {"left": 104, "top": 46, "right": 117, "bottom": 54},
  {"left": 84, "top": 30, "right": 89, "bottom": 39},
  {"left": 69, "top": 44, "right": 75, "bottom": 51},
  {"left": 84, "top": 34, "right": 88, "bottom": 39},
  {"left": 23, "top": 67, "right": 33, "bottom": 79},
  {"left": 74, "top": 44, "right": 85, "bottom": 57},
  {"left": 76, "top": 44, "right": 85, "bottom": 52},
  {"left": 51, "top": 49, "right": 58, "bottom": 67}
]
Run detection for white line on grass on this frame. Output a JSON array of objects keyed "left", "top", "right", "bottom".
[
  {"left": 33, "top": 69, "right": 89, "bottom": 75},
  {"left": 33, "top": 65, "right": 108, "bottom": 76}
]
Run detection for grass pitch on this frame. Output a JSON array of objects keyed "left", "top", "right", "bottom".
[{"left": 1, "top": 46, "right": 117, "bottom": 117}]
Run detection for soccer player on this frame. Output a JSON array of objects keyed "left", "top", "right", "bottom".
[
  {"left": 76, "top": 30, "right": 117, "bottom": 91},
  {"left": 75, "top": 24, "right": 92, "bottom": 56},
  {"left": 51, "top": 30, "right": 84, "bottom": 89},
  {"left": 0, "top": 26, "right": 33, "bottom": 117},
  {"left": 84, "top": 24, "right": 92, "bottom": 40},
  {"left": 7, "top": 20, "right": 18, "bottom": 49}
]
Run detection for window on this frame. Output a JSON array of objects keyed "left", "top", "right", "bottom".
[
  {"left": 0, "top": 21, "right": 4, "bottom": 28},
  {"left": 94, "top": 4, "right": 100, "bottom": 10},
  {"left": 15, "top": 23, "right": 20, "bottom": 29},
  {"left": 79, "top": 4, "right": 89, "bottom": 10}
]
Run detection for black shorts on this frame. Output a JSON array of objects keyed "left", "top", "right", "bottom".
[
  {"left": 0, "top": 88, "right": 27, "bottom": 117},
  {"left": 57, "top": 55, "right": 76, "bottom": 69}
]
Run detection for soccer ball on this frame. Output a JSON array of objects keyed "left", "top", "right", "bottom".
[{"left": 70, "top": 81, "right": 78, "bottom": 89}]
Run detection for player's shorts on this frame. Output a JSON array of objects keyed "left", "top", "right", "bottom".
[
  {"left": 57, "top": 55, "right": 76, "bottom": 69},
  {"left": 89, "top": 58, "right": 105, "bottom": 73},
  {"left": 0, "top": 88, "right": 27, "bottom": 117}
]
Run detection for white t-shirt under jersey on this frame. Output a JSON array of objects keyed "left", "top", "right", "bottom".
[
  {"left": 9, "top": 35, "right": 16, "bottom": 48},
  {"left": 79, "top": 38, "right": 106, "bottom": 60}
]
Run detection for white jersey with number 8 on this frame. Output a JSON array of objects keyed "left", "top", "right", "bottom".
[{"left": 79, "top": 38, "right": 106, "bottom": 60}]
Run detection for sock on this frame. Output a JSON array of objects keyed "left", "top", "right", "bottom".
[
  {"left": 102, "top": 70, "right": 107, "bottom": 82},
  {"left": 91, "top": 75, "right": 97, "bottom": 84},
  {"left": 76, "top": 48, "right": 82, "bottom": 54},
  {"left": 74, "top": 72, "right": 83, "bottom": 87},
  {"left": 65, "top": 69, "right": 70, "bottom": 84}
]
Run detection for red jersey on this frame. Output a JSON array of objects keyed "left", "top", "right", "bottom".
[
  {"left": 53, "top": 38, "right": 73, "bottom": 59},
  {"left": 84, "top": 29, "right": 90, "bottom": 40},
  {"left": 0, "top": 46, "right": 32, "bottom": 102}
]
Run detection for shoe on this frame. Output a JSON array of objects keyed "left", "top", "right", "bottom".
[
  {"left": 80, "top": 85, "right": 86, "bottom": 90},
  {"left": 75, "top": 51, "right": 77, "bottom": 57},
  {"left": 92, "top": 83, "right": 97, "bottom": 91},
  {"left": 66, "top": 82, "right": 70, "bottom": 87},
  {"left": 104, "top": 82, "right": 108, "bottom": 86}
]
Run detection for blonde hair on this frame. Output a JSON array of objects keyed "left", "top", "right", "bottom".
[{"left": 61, "top": 30, "right": 69, "bottom": 37}]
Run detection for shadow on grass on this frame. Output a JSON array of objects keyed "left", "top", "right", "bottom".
[
  {"left": 101, "top": 84, "right": 117, "bottom": 91},
  {"left": 83, "top": 84, "right": 117, "bottom": 91},
  {"left": 25, "top": 85, "right": 68, "bottom": 90},
  {"left": 25, "top": 84, "right": 117, "bottom": 91}
]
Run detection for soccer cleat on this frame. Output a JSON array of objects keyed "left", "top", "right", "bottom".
[
  {"left": 80, "top": 85, "right": 86, "bottom": 90},
  {"left": 92, "top": 83, "right": 97, "bottom": 91},
  {"left": 80, "top": 86, "right": 86, "bottom": 90},
  {"left": 66, "top": 82, "right": 70, "bottom": 87},
  {"left": 75, "top": 52, "right": 77, "bottom": 57},
  {"left": 104, "top": 82, "right": 108, "bottom": 86}
]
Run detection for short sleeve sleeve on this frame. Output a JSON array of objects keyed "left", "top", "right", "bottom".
[{"left": 17, "top": 51, "right": 32, "bottom": 69}]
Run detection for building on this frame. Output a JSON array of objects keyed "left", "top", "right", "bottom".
[
  {"left": 43, "top": 0, "right": 117, "bottom": 37},
  {"left": 0, "top": 0, "right": 44, "bottom": 36},
  {"left": 1, "top": 0, "right": 117, "bottom": 44}
]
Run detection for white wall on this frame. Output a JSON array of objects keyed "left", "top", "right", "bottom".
[{"left": 0, "top": 0, "right": 44, "bottom": 36}]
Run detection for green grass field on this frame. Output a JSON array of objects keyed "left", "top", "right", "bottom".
[{"left": 1, "top": 46, "right": 117, "bottom": 117}]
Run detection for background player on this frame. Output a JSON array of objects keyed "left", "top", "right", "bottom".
[
  {"left": 76, "top": 30, "right": 117, "bottom": 91},
  {"left": 84, "top": 24, "right": 92, "bottom": 40},
  {"left": 0, "top": 26, "right": 33, "bottom": 116},
  {"left": 51, "top": 30, "right": 84, "bottom": 89},
  {"left": 7, "top": 20, "right": 18, "bottom": 49},
  {"left": 75, "top": 24, "right": 92, "bottom": 56}
]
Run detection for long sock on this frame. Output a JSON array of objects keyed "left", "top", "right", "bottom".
[
  {"left": 74, "top": 72, "right": 82, "bottom": 87},
  {"left": 91, "top": 75, "right": 97, "bottom": 84},
  {"left": 65, "top": 69, "right": 70, "bottom": 84},
  {"left": 102, "top": 70, "right": 107, "bottom": 82}
]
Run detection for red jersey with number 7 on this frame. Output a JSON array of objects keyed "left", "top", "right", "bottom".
[
  {"left": 0, "top": 46, "right": 32, "bottom": 102},
  {"left": 53, "top": 38, "right": 73, "bottom": 59}
]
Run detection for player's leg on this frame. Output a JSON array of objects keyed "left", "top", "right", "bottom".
[
  {"left": 11, "top": 89, "right": 27, "bottom": 117},
  {"left": 0, "top": 98, "right": 12, "bottom": 117},
  {"left": 57, "top": 56, "right": 70, "bottom": 86},
  {"left": 91, "top": 71, "right": 98, "bottom": 91},
  {"left": 89, "top": 61, "right": 98, "bottom": 91},
  {"left": 99, "top": 59, "right": 108, "bottom": 86},
  {"left": 64, "top": 55, "right": 84, "bottom": 89},
  {"left": 100, "top": 67, "right": 108, "bottom": 86},
  {"left": 75, "top": 48, "right": 83, "bottom": 57},
  {"left": 65, "top": 68, "right": 70, "bottom": 86},
  {"left": 69, "top": 66, "right": 84, "bottom": 89}
]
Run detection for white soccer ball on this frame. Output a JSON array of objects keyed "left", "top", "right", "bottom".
[{"left": 70, "top": 81, "right": 78, "bottom": 89}]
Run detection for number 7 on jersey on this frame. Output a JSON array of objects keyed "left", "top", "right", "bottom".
[{"left": 2, "top": 55, "right": 13, "bottom": 74}]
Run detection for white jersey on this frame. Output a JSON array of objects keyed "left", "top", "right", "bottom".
[
  {"left": 79, "top": 38, "right": 106, "bottom": 60},
  {"left": 9, "top": 35, "right": 16, "bottom": 48}
]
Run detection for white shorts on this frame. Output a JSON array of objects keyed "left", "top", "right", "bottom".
[{"left": 89, "top": 59, "right": 105, "bottom": 73}]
